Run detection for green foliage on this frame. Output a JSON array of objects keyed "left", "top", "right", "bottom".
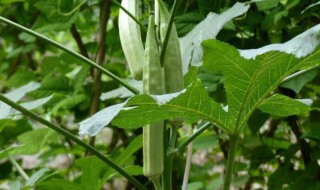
[{"left": 0, "top": 0, "right": 320, "bottom": 190}]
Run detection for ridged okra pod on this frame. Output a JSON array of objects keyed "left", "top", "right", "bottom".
[
  {"left": 157, "top": 0, "right": 184, "bottom": 93},
  {"left": 119, "top": 0, "right": 144, "bottom": 80},
  {"left": 143, "top": 15, "right": 164, "bottom": 179}
]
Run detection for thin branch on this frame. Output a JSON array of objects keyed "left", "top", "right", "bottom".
[
  {"left": 70, "top": 24, "right": 90, "bottom": 58},
  {"left": 181, "top": 142, "right": 193, "bottom": 190},
  {"left": 0, "top": 94, "right": 147, "bottom": 190},
  {"left": 0, "top": 16, "right": 139, "bottom": 95},
  {"left": 8, "top": 154, "right": 30, "bottom": 181},
  {"left": 287, "top": 116, "right": 312, "bottom": 166},
  {"left": 87, "top": 0, "right": 111, "bottom": 152},
  {"left": 110, "top": 0, "right": 147, "bottom": 32},
  {"left": 91, "top": 0, "right": 110, "bottom": 114},
  {"left": 177, "top": 122, "right": 212, "bottom": 153}
]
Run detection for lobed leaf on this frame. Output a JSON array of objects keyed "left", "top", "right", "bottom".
[
  {"left": 202, "top": 39, "right": 320, "bottom": 132},
  {"left": 113, "top": 80, "right": 229, "bottom": 133}
]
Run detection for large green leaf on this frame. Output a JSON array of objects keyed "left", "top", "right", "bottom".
[
  {"left": 202, "top": 39, "right": 320, "bottom": 132},
  {"left": 113, "top": 80, "right": 229, "bottom": 132},
  {"left": 80, "top": 80, "right": 229, "bottom": 135}
]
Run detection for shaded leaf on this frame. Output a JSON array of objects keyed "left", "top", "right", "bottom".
[
  {"left": 281, "top": 68, "right": 319, "bottom": 93},
  {"left": 9, "top": 180, "right": 20, "bottom": 190},
  {"left": 101, "top": 136, "right": 142, "bottom": 184},
  {"left": 75, "top": 156, "right": 107, "bottom": 190},
  {"left": 258, "top": 94, "right": 312, "bottom": 117},
  {"left": 37, "top": 179, "right": 82, "bottom": 190},
  {"left": 11, "top": 128, "right": 59, "bottom": 155}
]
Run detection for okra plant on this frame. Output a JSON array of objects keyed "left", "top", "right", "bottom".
[{"left": 0, "top": 0, "right": 320, "bottom": 190}]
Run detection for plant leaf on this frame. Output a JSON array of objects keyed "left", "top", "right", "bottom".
[
  {"left": 179, "top": 2, "right": 250, "bottom": 74},
  {"left": 26, "top": 168, "right": 50, "bottom": 186},
  {"left": 0, "top": 82, "right": 53, "bottom": 119},
  {"left": 75, "top": 156, "right": 108, "bottom": 190},
  {"left": 202, "top": 39, "right": 320, "bottom": 132},
  {"left": 11, "top": 128, "right": 59, "bottom": 155},
  {"left": 79, "top": 101, "right": 128, "bottom": 136},
  {"left": 257, "top": 94, "right": 312, "bottom": 117},
  {"left": 239, "top": 23, "right": 320, "bottom": 59},
  {"left": 113, "top": 80, "right": 229, "bottom": 133},
  {"left": 280, "top": 68, "right": 319, "bottom": 93},
  {"left": 100, "top": 80, "right": 142, "bottom": 100}
]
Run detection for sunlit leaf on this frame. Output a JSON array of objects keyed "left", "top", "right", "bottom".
[
  {"left": 113, "top": 80, "right": 229, "bottom": 132},
  {"left": 202, "top": 39, "right": 320, "bottom": 132}
]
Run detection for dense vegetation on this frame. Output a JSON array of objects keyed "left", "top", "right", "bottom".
[{"left": 0, "top": 0, "right": 320, "bottom": 189}]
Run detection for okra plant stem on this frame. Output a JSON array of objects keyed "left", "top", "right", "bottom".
[
  {"left": 162, "top": 124, "right": 179, "bottom": 190},
  {"left": 0, "top": 16, "right": 140, "bottom": 95},
  {"left": 223, "top": 134, "right": 240, "bottom": 190}
]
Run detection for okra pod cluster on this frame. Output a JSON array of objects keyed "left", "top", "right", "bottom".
[{"left": 118, "top": 0, "right": 184, "bottom": 185}]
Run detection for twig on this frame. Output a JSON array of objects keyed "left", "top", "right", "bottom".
[{"left": 8, "top": 154, "right": 30, "bottom": 181}]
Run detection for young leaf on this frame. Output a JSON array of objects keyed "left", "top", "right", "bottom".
[
  {"left": 0, "top": 82, "right": 52, "bottom": 119},
  {"left": 257, "top": 94, "right": 312, "bottom": 117},
  {"left": 79, "top": 101, "right": 128, "bottom": 136},
  {"left": 202, "top": 39, "right": 320, "bottom": 132}
]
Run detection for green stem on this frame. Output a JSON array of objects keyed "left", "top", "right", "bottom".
[
  {"left": 162, "top": 124, "right": 179, "bottom": 190},
  {"left": 150, "top": 176, "right": 162, "bottom": 190},
  {"left": 0, "top": 94, "right": 147, "bottom": 190},
  {"left": 223, "top": 134, "right": 240, "bottom": 190},
  {"left": 110, "top": 0, "right": 147, "bottom": 32},
  {"left": 177, "top": 122, "right": 211, "bottom": 153},
  {"left": 8, "top": 154, "right": 30, "bottom": 181},
  {"left": 160, "top": 0, "right": 181, "bottom": 64},
  {"left": 0, "top": 16, "right": 139, "bottom": 95}
]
